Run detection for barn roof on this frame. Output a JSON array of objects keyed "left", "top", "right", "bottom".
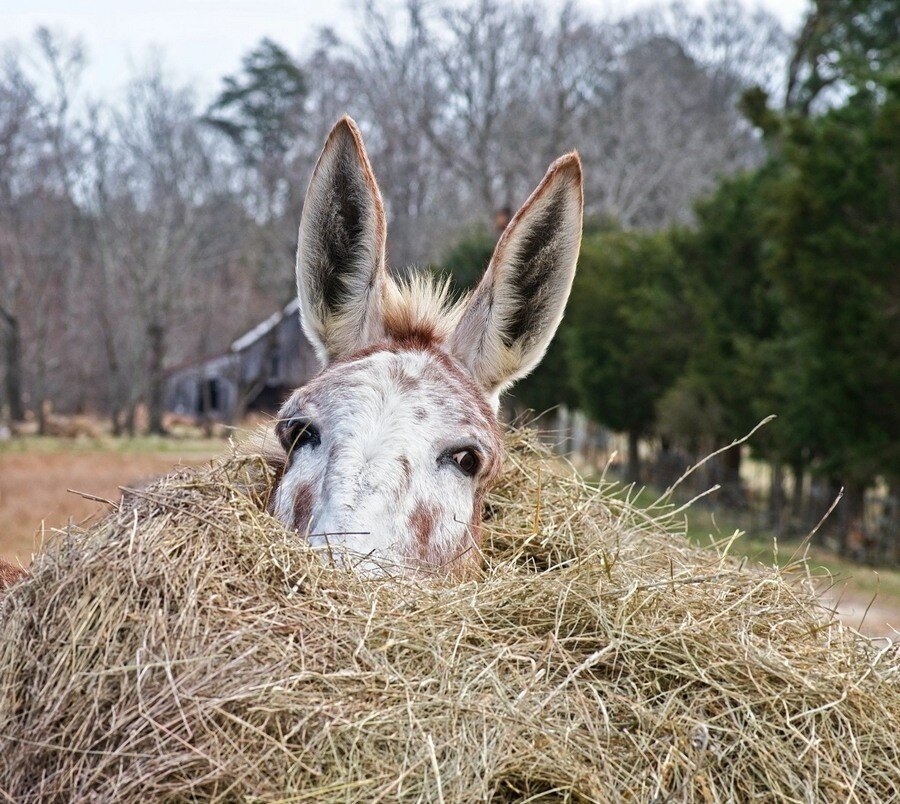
[{"left": 230, "top": 299, "right": 300, "bottom": 353}]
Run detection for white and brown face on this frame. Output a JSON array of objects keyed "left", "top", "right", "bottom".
[{"left": 272, "top": 116, "right": 583, "bottom": 578}]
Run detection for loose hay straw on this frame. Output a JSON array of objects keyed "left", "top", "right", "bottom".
[{"left": 1, "top": 428, "right": 898, "bottom": 801}]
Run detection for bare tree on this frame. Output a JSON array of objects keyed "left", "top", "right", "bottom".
[
  {"left": 303, "top": 0, "right": 788, "bottom": 258},
  {"left": 28, "top": 29, "right": 87, "bottom": 433},
  {"left": 95, "top": 66, "right": 236, "bottom": 433},
  {"left": 0, "top": 53, "right": 36, "bottom": 423},
  {"left": 0, "top": 30, "right": 86, "bottom": 430}
]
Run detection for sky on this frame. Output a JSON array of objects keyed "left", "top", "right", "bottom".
[{"left": 4, "top": 0, "right": 808, "bottom": 103}]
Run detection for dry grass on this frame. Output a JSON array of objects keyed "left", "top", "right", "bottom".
[{"left": 1, "top": 428, "right": 899, "bottom": 801}]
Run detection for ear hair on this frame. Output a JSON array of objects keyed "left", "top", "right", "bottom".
[
  {"left": 296, "top": 116, "right": 388, "bottom": 365},
  {"left": 449, "top": 153, "right": 583, "bottom": 405}
]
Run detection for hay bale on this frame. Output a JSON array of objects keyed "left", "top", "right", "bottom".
[{"left": 1, "top": 429, "right": 898, "bottom": 801}]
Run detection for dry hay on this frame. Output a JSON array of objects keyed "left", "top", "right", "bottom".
[{"left": 1, "top": 429, "right": 898, "bottom": 802}]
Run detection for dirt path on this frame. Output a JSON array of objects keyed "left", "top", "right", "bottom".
[
  {"left": 821, "top": 588, "right": 899, "bottom": 639},
  {"left": 800, "top": 548, "right": 900, "bottom": 638}
]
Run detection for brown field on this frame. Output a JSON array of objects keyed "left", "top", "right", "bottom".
[{"left": 0, "top": 438, "right": 224, "bottom": 566}]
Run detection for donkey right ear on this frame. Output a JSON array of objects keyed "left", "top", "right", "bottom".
[
  {"left": 296, "top": 116, "right": 388, "bottom": 365},
  {"left": 449, "top": 153, "right": 583, "bottom": 407}
]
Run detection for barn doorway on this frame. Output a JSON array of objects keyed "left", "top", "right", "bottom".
[{"left": 198, "top": 378, "right": 220, "bottom": 414}]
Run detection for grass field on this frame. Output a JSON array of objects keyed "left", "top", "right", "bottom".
[{"left": 2, "top": 435, "right": 897, "bottom": 638}]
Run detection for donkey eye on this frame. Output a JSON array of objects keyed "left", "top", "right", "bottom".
[
  {"left": 450, "top": 448, "right": 479, "bottom": 477},
  {"left": 280, "top": 418, "right": 320, "bottom": 453}
]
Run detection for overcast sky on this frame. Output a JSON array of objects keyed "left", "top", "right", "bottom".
[{"left": 5, "top": 0, "right": 808, "bottom": 103}]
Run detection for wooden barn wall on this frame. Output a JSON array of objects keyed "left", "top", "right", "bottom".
[{"left": 164, "top": 307, "right": 319, "bottom": 420}]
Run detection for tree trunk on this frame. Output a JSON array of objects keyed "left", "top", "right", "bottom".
[
  {"left": 769, "top": 461, "right": 785, "bottom": 535},
  {"left": 34, "top": 329, "right": 49, "bottom": 436},
  {"left": 721, "top": 447, "right": 744, "bottom": 508},
  {"left": 36, "top": 398, "right": 47, "bottom": 436},
  {"left": 200, "top": 376, "right": 214, "bottom": 438},
  {"left": 1, "top": 310, "right": 26, "bottom": 422},
  {"left": 839, "top": 481, "right": 866, "bottom": 558},
  {"left": 887, "top": 482, "right": 900, "bottom": 565},
  {"left": 790, "top": 461, "right": 806, "bottom": 527},
  {"left": 627, "top": 430, "right": 641, "bottom": 485},
  {"left": 97, "top": 306, "right": 125, "bottom": 438},
  {"left": 146, "top": 321, "right": 167, "bottom": 436},
  {"left": 655, "top": 436, "right": 681, "bottom": 490},
  {"left": 814, "top": 478, "right": 843, "bottom": 546}
]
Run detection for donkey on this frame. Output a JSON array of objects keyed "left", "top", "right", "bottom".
[
  {"left": 270, "top": 117, "right": 583, "bottom": 578},
  {"left": 0, "top": 119, "right": 580, "bottom": 593}
]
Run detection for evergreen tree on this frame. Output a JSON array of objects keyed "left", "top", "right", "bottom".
[
  {"left": 665, "top": 171, "right": 783, "bottom": 500},
  {"left": 564, "top": 232, "right": 691, "bottom": 483},
  {"left": 438, "top": 225, "right": 495, "bottom": 292},
  {"left": 765, "top": 84, "right": 900, "bottom": 538},
  {"left": 438, "top": 225, "right": 578, "bottom": 415},
  {"left": 204, "top": 38, "right": 308, "bottom": 218},
  {"left": 786, "top": 0, "right": 899, "bottom": 113}
]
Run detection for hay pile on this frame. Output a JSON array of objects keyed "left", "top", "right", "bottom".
[{"left": 1, "top": 430, "right": 898, "bottom": 801}]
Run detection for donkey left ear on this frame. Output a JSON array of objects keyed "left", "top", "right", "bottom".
[
  {"left": 296, "top": 116, "right": 388, "bottom": 365},
  {"left": 449, "top": 153, "right": 583, "bottom": 406}
]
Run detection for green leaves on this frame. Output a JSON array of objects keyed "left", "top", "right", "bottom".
[
  {"left": 563, "top": 232, "right": 690, "bottom": 439},
  {"left": 765, "top": 87, "right": 900, "bottom": 482},
  {"left": 786, "top": 0, "right": 899, "bottom": 113}
]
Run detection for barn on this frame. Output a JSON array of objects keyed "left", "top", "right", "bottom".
[{"left": 165, "top": 300, "right": 319, "bottom": 422}]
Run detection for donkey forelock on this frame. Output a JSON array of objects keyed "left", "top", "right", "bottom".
[{"left": 273, "top": 116, "right": 583, "bottom": 579}]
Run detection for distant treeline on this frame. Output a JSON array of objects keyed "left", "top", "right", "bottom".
[
  {"left": 442, "top": 0, "right": 899, "bottom": 550},
  {"left": 0, "top": 0, "right": 787, "bottom": 434}
]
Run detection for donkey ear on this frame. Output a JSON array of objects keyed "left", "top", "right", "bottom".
[
  {"left": 296, "top": 116, "right": 388, "bottom": 365},
  {"left": 449, "top": 153, "right": 583, "bottom": 405}
]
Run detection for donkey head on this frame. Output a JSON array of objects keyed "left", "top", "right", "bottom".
[{"left": 272, "top": 117, "right": 583, "bottom": 578}]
